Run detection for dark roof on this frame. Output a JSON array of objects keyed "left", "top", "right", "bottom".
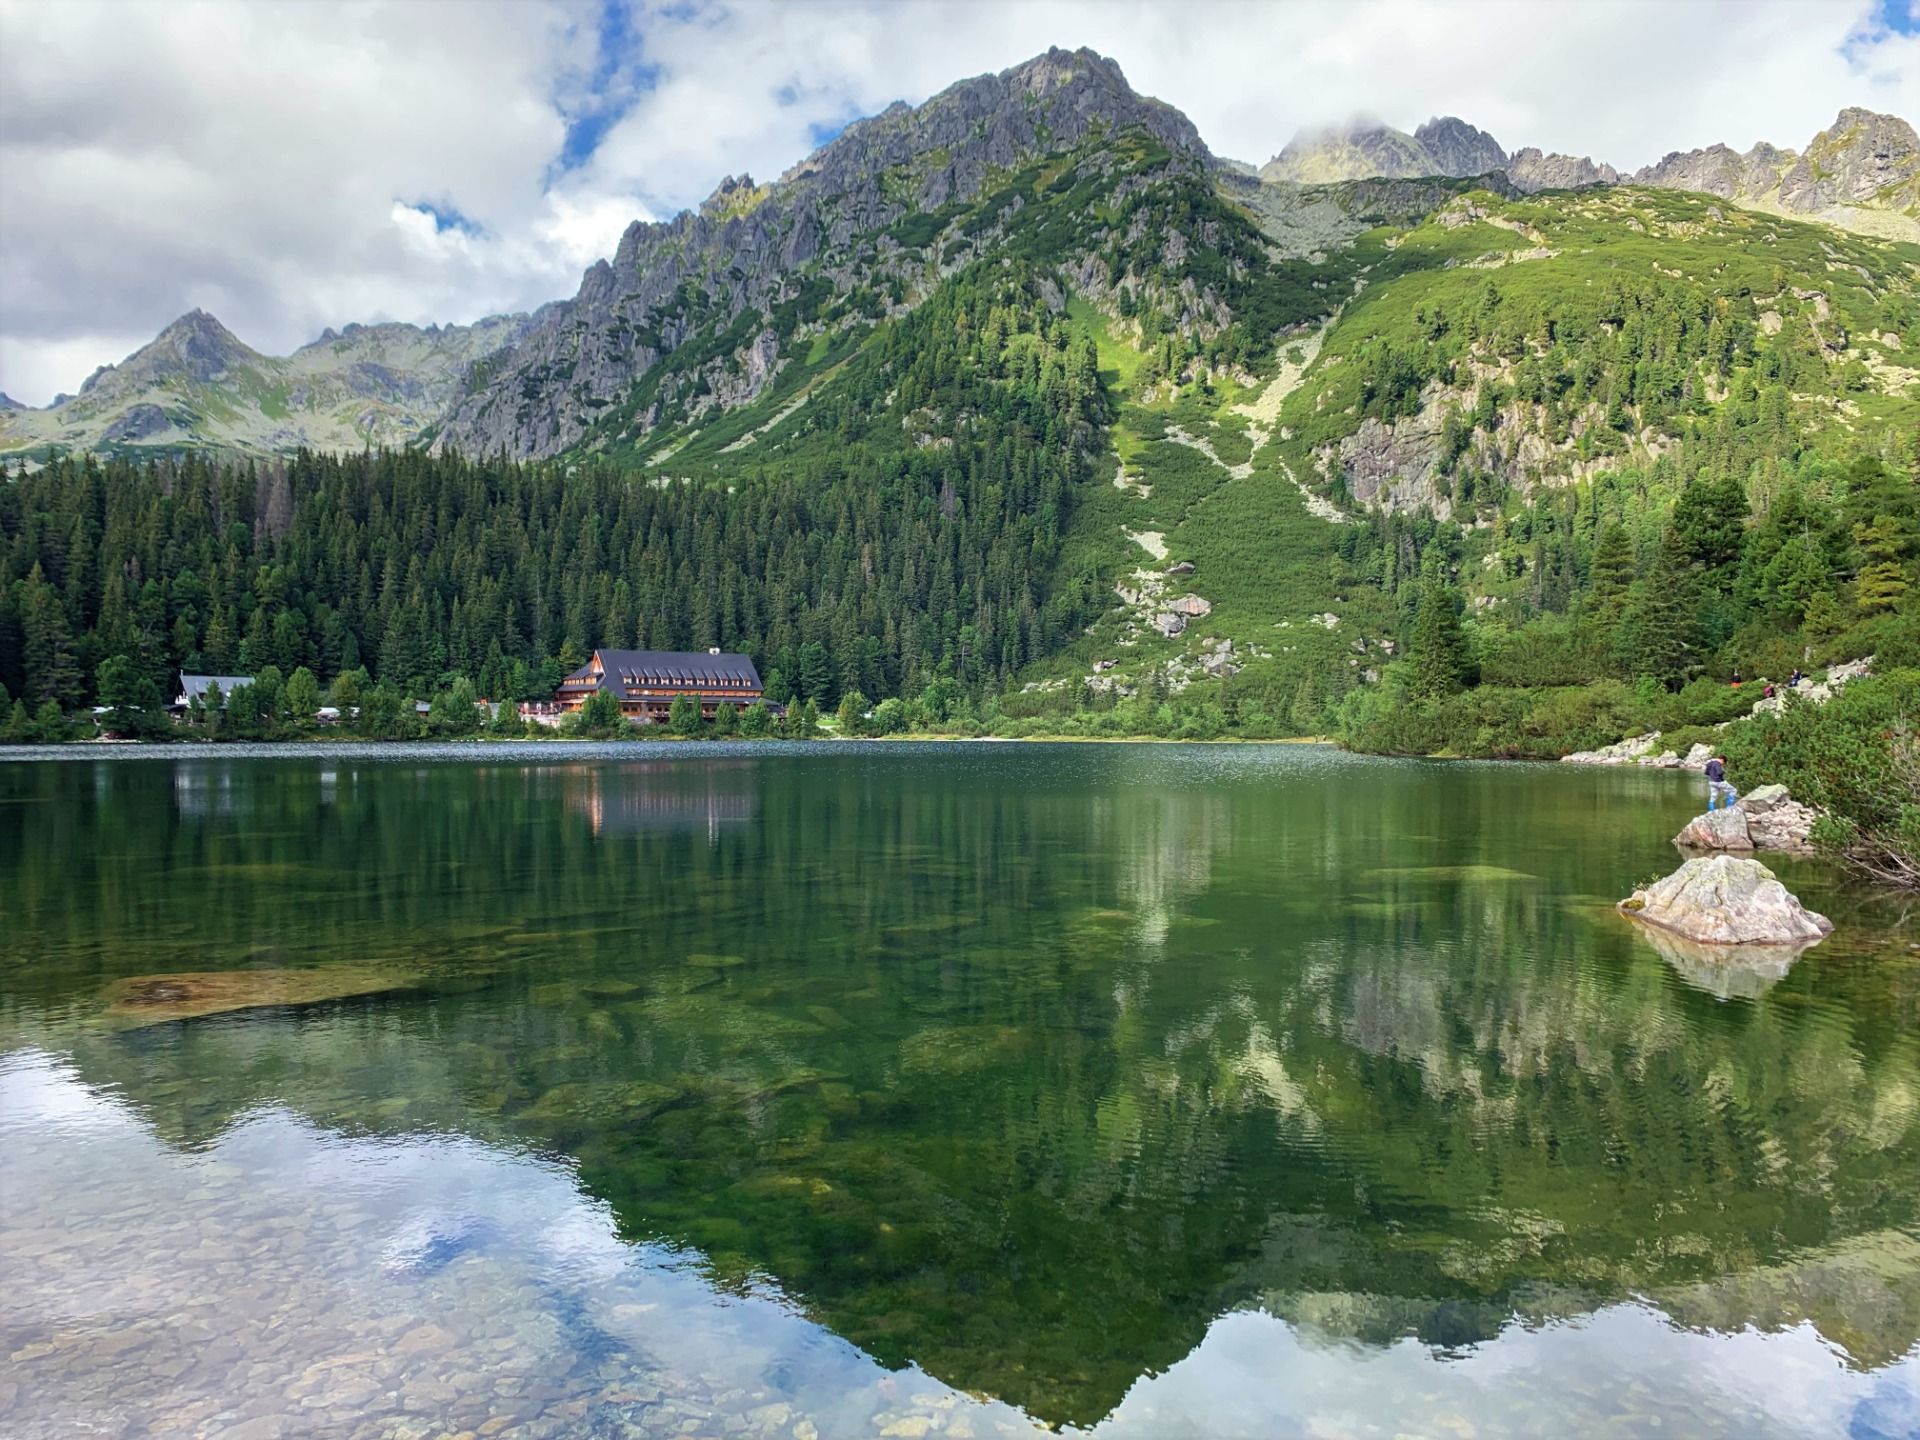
[
  {"left": 176, "top": 674, "right": 255, "bottom": 706},
  {"left": 567, "top": 649, "right": 763, "bottom": 691}
]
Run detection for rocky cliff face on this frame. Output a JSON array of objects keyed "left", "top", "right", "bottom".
[
  {"left": 1412, "top": 117, "right": 1507, "bottom": 176},
  {"left": 0, "top": 309, "right": 533, "bottom": 457},
  {"left": 1503, "top": 147, "right": 1620, "bottom": 192},
  {"left": 1633, "top": 108, "right": 1919, "bottom": 240},
  {"left": 1260, "top": 115, "right": 1518, "bottom": 185},
  {"left": 433, "top": 47, "right": 1210, "bottom": 460}
]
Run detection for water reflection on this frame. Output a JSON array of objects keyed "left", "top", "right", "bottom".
[
  {"left": 7, "top": 1051, "right": 1915, "bottom": 1440},
  {"left": 2, "top": 744, "right": 1918, "bottom": 1436}
]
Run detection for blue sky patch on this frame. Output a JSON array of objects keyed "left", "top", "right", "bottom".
[
  {"left": 410, "top": 201, "right": 485, "bottom": 237},
  {"left": 553, "top": 0, "right": 659, "bottom": 177},
  {"left": 1872, "top": 0, "right": 1918, "bottom": 36}
]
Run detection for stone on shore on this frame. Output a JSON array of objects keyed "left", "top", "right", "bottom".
[
  {"left": 1563, "top": 732, "right": 1661, "bottom": 765},
  {"left": 1674, "top": 806, "right": 1755, "bottom": 851},
  {"left": 1619, "top": 855, "right": 1832, "bottom": 946},
  {"left": 1742, "top": 783, "right": 1820, "bottom": 851}
]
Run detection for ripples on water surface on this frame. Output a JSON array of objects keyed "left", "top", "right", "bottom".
[{"left": 1, "top": 741, "right": 1916, "bottom": 1439}]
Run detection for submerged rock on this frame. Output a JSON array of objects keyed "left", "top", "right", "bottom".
[
  {"left": 1674, "top": 806, "right": 1755, "bottom": 851},
  {"left": 102, "top": 966, "right": 414, "bottom": 1026},
  {"left": 1619, "top": 855, "right": 1832, "bottom": 946}
]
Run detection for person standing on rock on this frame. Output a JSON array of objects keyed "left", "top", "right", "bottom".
[{"left": 1705, "top": 755, "right": 1738, "bottom": 812}]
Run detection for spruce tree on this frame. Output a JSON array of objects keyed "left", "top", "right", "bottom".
[
  {"left": 1408, "top": 575, "right": 1471, "bottom": 699},
  {"left": 1615, "top": 533, "right": 1699, "bottom": 688}
]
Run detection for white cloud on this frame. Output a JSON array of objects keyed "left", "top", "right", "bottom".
[{"left": 1, "top": 0, "right": 1915, "bottom": 405}]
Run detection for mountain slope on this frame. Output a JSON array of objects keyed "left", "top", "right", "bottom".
[
  {"left": 0, "top": 309, "right": 535, "bottom": 458},
  {"left": 432, "top": 47, "right": 1210, "bottom": 460}
]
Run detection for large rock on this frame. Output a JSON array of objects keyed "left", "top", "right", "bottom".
[
  {"left": 1742, "top": 783, "right": 1820, "bottom": 851},
  {"left": 1674, "top": 807, "right": 1754, "bottom": 851},
  {"left": 1619, "top": 856, "right": 1832, "bottom": 946}
]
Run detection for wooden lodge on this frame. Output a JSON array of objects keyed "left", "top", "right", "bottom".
[{"left": 551, "top": 648, "right": 763, "bottom": 724}]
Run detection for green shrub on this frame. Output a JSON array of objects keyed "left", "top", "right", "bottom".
[{"left": 1721, "top": 670, "right": 1920, "bottom": 886}]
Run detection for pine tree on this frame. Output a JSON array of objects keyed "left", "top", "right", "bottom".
[
  {"left": 1408, "top": 576, "right": 1471, "bottom": 699},
  {"left": 836, "top": 689, "right": 869, "bottom": 737},
  {"left": 20, "top": 567, "right": 81, "bottom": 708},
  {"left": 1615, "top": 533, "right": 1699, "bottom": 688},
  {"left": 1853, "top": 515, "right": 1912, "bottom": 615},
  {"left": 668, "top": 692, "right": 701, "bottom": 736}
]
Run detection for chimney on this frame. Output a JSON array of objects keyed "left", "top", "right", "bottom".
[{"left": 708, "top": 647, "right": 722, "bottom": 655}]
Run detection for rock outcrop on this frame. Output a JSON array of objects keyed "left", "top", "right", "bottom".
[
  {"left": 1413, "top": 117, "right": 1508, "bottom": 177},
  {"left": 1740, "top": 784, "right": 1820, "bottom": 851},
  {"left": 1634, "top": 109, "right": 1920, "bottom": 242},
  {"left": 1619, "top": 855, "right": 1832, "bottom": 946},
  {"left": 1674, "top": 807, "right": 1756, "bottom": 852},
  {"left": 1671, "top": 782, "right": 1820, "bottom": 854},
  {"left": 1562, "top": 732, "right": 1662, "bottom": 766},
  {"left": 1503, "top": 148, "right": 1620, "bottom": 192}
]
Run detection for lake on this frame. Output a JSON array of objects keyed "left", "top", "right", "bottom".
[{"left": 1, "top": 742, "right": 1916, "bottom": 1439}]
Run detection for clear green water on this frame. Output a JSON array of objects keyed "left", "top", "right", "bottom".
[{"left": 1, "top": 742, "right": 1917, "bottom": 1440}]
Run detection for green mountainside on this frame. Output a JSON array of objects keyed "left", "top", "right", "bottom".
[{"left": 2, "top": 48, "right": 1917, "bottom": 760}]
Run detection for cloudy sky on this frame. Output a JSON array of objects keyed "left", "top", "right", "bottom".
[{"left": 1, "top": 0, "right": 1916, "bottom": 405}]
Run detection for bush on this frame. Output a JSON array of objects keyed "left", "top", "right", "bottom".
[
  {"left": 568, "top": 689, "right": 628, "bottom": 738},
  {"left": 1721, "top": 670, "right": 1920, "bottom": 886}
]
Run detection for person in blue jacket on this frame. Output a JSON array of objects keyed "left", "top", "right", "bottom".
[{"left": 1704, "top": 755, "right": 1738, "bottom": 812}]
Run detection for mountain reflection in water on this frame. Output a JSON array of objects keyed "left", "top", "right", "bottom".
[{"left": 1, "top": 742, "right": 1917, "bottom": 1438}]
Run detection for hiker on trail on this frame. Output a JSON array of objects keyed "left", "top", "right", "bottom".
[
  {"left": 1763, "top": 682, "right": 1776, "bottom": 700},
  {"left": 1790, "top": 667, "right": 1804, "bottom": 687},
  {"left": 1704, "top": 755, "right": 1738, "bottom": 813},
  {"left": 1730, "top": 669, "right": 1742, "bottom": 689}
]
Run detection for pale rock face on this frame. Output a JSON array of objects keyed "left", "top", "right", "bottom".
[
  {"left": 1413, "top": 117, "right": 1507, "bottom": 177},
  {"left": 1503, "top": 148, "right": 1620, "bottom": 192},
  {"left": 1619, "top": 855, "right": 1833, "bottom": 946},
  {"left": 1674, "top": 806, "right": 1755, "bottom": 851},
  {"left": 1741, "top": 784, "right": 1820, "bottom": 851},
  {"left": 1633, "top": 109, "right": 1919, "bottom": 240},
  {"left": 1562, "top": 732, "right": 1662, "bottom": 765}
]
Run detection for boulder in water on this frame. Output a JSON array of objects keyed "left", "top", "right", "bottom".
[
  {"left": 1619, "top": 855, "right": 1832, "bottom": 946},
  {"left": 1674, "top": 806, "right": 1755, "bottom": 851}
]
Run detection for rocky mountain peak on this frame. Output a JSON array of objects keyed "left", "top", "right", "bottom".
[
  {"left": 1413, "top": 116, "right": 1507, "bottom": 175},
  {"left": 131, "top": 309, "right": 256, "bottom": 386},
  {"left": 1263, "top": 115, "right": 1515, "bottom": 185},
  {"left": 435, "top": 46, "right": 1210, "bottom": 460},
  {"left": 1786, "top": 107, "right": 1919, "bottom": 208},
  {"left": 1629, "top": 107, "right": 1917, "bottom": 239},
  {"left": 1263, "top": 117, "right": 1432, "bottom": 184}
]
